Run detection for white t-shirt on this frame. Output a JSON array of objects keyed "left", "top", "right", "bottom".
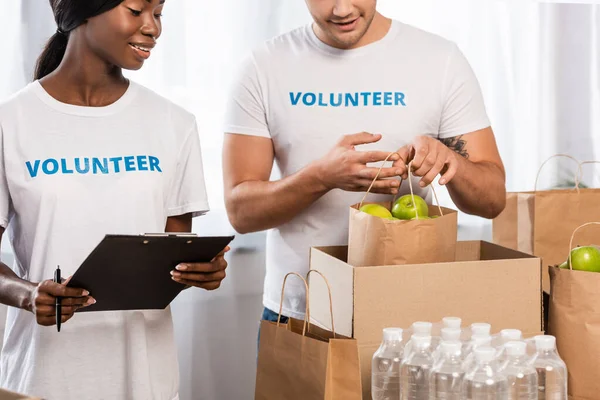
[
  {"left": 224, "top": 20, "right": 490, "bottom": 320},
  {"left": 0, "top": 81, "right": 209, "bottom": 399}
]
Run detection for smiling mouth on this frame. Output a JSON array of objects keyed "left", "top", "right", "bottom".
[
  {"left": 332, "top": 18, "right": 358, "bottom": 26},
  {"left": 129, "top": 43, "right": 151, "bottom": 53}
]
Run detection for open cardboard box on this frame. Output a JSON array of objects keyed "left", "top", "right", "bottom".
[
  {"left": 0, "top": 388, "right": 41, "bottom": 400},
  {"left": 309, "top": 240, "right": 543, "bottom": 399}
]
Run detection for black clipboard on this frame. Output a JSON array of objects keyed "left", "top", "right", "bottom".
[{"left": 67, "top": 233, "right": 234, "bottom": 312}]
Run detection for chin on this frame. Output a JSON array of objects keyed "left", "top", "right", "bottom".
[{"left": 122, "top": 61, "right": 145, "bottom": 71}]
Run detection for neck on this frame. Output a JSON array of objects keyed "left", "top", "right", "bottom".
[
  {"left": 40, "top": 34, "right": 128, "bottom": 107},
  {"left": 314, "top": 12, "right": 392, "bottom": 50},
  {"left": 355, "top": 12, "right": 392, "bottom": 48}
]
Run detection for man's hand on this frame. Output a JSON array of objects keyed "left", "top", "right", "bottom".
[
  {"left": 171, "top": 247, "right": 230, "bottom": 290},
  {"left": 27, "top": 279, "right": 95, "bottom": 326},
  {"left": 315, "top": 132, "right": 403, "bottom": 195},
  {"left": 396, "top": 135, "right": 461, "bottom": 187}
]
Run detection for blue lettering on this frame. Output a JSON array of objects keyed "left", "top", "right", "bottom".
[
  {"left": 395, "top": 92, "right": 406, "bottom": 106},
  {"left": 345, "top": 93, "right": 359, "bottom": 107},
  {"left": 109, "top": 157, "right": 123, "bottom": 173},
  {"left": 330, "top": 93, "right": 342, "bottom": 107},
  {"left": 303, "top": 93, "right": 316, "bottom": 106},
  {"left": 75, "top": 158, "right": 90, "bottom": 174},
  {"left": 384, "top": 92, "right": 393, "bottom": 106},
  {"left": 26, "top": 160, "right": 40, "bottom": 178},
  {"left": 149, "top": 156, "right": 162, "bottom": 172},
  {"left": 124, "top": 156, "right": 136, "bottom": 172},
  {"left": 137, "top": 156, "right": 148, "bottom": 171},
  {"left": 289, "top": 92, "right": 302, "bottom": 106},
  {"left": 361, "top": 92, "right": 371, "bottom": 106},
  {"left": 42, "top": 159, "right": 59, "bottom": 175},
  {"left": 373, "top": 92, "right": 382, "bottom": 106},
  {"left": 92, "top": 158, "right": 109, "bottom": 174},
  {"left": 60, "top": 159, "right": 74, "bottom": 174},
  {"left": 318, "top": 93, "right": 328, "bottom": 107}
]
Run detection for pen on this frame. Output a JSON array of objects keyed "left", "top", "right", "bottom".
[{"left": 54, "top": 265, "right": 61, "bottom": 332}]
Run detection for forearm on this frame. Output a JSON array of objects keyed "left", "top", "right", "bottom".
[
  {"left": 0, "top": 262, "right": 35, "bottom": 311},
  {"left": 226, "top": 162, "right": 329, "bottom": 234},
  {"left": 446, "top": 156, "right": 506, "bottom": 219}
]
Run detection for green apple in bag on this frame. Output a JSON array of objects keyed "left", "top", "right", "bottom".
[{"left": 391, "top": 194, "right": 429, "bottom": 220}]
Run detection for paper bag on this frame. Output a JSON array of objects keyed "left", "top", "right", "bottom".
[
  {"left": 348, "top": 201, "right": 458, "bottom": 266},
  {"left": 493, "top": 157, "right": 600, "bottom": 292},
  {"left": 548, "top": 222, "right": 600, "bottom": 400},
  {"left": 255, "top": 271, "right": 362, "bottom": 400}
]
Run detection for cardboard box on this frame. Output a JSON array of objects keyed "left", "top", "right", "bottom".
[
  {"left": 0, "top": 388, "right": 41, "bottom": 400},
  {"left": 309, "top": 240, "right": 542, "bottom": 399}
]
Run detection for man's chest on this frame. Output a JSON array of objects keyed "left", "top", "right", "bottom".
[{"left": 263, "top": 58, "right": 445, "bottom": 164}]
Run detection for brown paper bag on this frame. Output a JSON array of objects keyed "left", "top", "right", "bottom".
[
  {"left": 548, "top": 222, "right": 600, "bottom": 400},
  {"left": 255, "top": 271, "right": 362, "bottom": 400},
  {"left": 493, "top": 156, "right": 600, "bottom": 292},
  {"left": 348, "top": 160, "right": 458, "bottom": 267}
]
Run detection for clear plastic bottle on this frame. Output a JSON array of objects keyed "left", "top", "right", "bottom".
[
  {"left": 400, "top": 335, "right": 433, "bottom": 400},
  {"left": 432, "top": 328, "right": 462, "bottom": 363},
  {"left": 442, "top": 317, "right": 462, "bottom": 329},
  {"left": 429, "top": 341, "right": 464, "bottom": 400},
  {"left": 405, "top": 322, "right": 433, "bottom": 356},
  {"left": 496, "top": 329, "right": 523, "bottom": 361},
  {"left": 462, "top": 346, "right": 509, "bottom": 399},
  {"left": 462, "top": 334, "right": 492, "bottom": 371},
  {"left": 533, "top": 335, "right": 568, "bottom": 400},
  {"left": 500, "top": 341, "right": 537, "bottom": 400},
  {"left": 372, "top": 328, "right": 404, "bottom": 400},
  {"left": 470, "top": 323, "right": 492, "bottom": 337}
]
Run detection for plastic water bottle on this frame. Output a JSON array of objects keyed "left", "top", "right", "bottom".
[
  {"left": 432, "top": 328, "right": 462, "bottom": 362},
  {"left": 372, "top": 328, "right": 404, "bottom": 400},
  {"left": 405, "top": 322, "right": 433, "bottom": 356},
  {"left": 400, "top": 335, "right": 433, "bottom": 400},
  {"left": 470, "top": 323, "right": 491, "bottom": 337},
  {"left": 463, "top": 346, "right": 509, "bottom": 399},
  {"left": 462, "top": 334, "right": 492, "bottom": 371},
  {"left": 442, "top": 317, "right": 462, "bottom": 329},
  {"left": 430, "top": 341, "right": 464, "bottom": 399},
  {"left": 533, "top": 335, "right": 568, "bottom": 400},
  {"left": 500, "top": 341, "right": 537, "bottom": 400},
  {"left": 496, "top": 329, "right": 523, "bottom": 361}
]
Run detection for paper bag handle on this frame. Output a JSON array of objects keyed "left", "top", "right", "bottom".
[
  {"left": 568, "top": 222, "right": 600, "bottom": 271},
  {"left": 306, "top": 269, "right": 336, "bottom": 338},
  {"left": 277, "top": 272, "right": 309, "bottom": 336},
  {"left": 534, "top": 154, "right": 581, "bottom": 192},
  {"left": 574, "top": 161, "right": 600, "bottom": 189},
  {"left": 359, "top": 153, "right": 444, "bottom": 219}
]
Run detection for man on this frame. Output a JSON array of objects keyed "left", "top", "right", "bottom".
[{"left": 223, "top": 0, "right": 506, "bottom": 326}]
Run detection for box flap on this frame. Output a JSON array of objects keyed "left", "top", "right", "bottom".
[
  {"left": 352, "top": 257, "right": 542, "bottom": 343},
  {"left": 309, "top": 247, "right": 355, "bottom": 337}
]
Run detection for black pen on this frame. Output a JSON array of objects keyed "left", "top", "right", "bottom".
[{"left": 54, "top": 265, "right": 61, "bottom": 332}]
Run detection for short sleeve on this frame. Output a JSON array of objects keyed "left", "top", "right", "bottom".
[
  {"left": 0, "top": 126, "right": 11, "bottom": 228},
  {"left": 167, "top": 120, "right": 210, "bottom": 218},
  {"left": 438, "top": 44, "right": 491, "bottom": 139},
  {"left": 223, "top": 54, "right": 271, "bottom": 138}
]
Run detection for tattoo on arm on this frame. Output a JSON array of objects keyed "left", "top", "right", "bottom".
[{"left": 439, "top": 135, "right": 469, "bottom": 159}]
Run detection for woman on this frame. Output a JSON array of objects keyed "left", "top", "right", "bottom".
[{"left": 0, "top": 1, "right": 228, "bottom": 399}]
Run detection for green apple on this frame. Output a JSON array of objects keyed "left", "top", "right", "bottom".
[
  {"left": 565, "top": 246, "right": 600, "bottom": 273},
  {"left": 391, "top": 194, "right": 429, "bottom": 220},
  {"left": 410, "top": 216, "right": 431, "bottom": 220},
  {"left": 558, "top": 261, "right": 568, "bottom": 269},
  {"left": 359, "top": 204, "right": 393, "bottom": 219}
]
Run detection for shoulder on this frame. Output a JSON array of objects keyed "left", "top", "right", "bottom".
[
  {"left": 131, "top": 82, "right": 197, "bottom": 133},
  {"left": 391, "top": 21, "right": 458, "bottom": 59},
  {"left": 0, "top": 83, "right": 38, "bottom": 120}
]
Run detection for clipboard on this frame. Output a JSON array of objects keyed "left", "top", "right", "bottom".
[{"left": 67, "top": 233, "right": 234, "bottom": 312}]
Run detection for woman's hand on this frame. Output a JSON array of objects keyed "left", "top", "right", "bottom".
[
  {"left": 170, "top": 247, "right": 230, "bottom": 290},
  {"left": 27, "top": 279, "right": 95, "bottom": 326}
]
